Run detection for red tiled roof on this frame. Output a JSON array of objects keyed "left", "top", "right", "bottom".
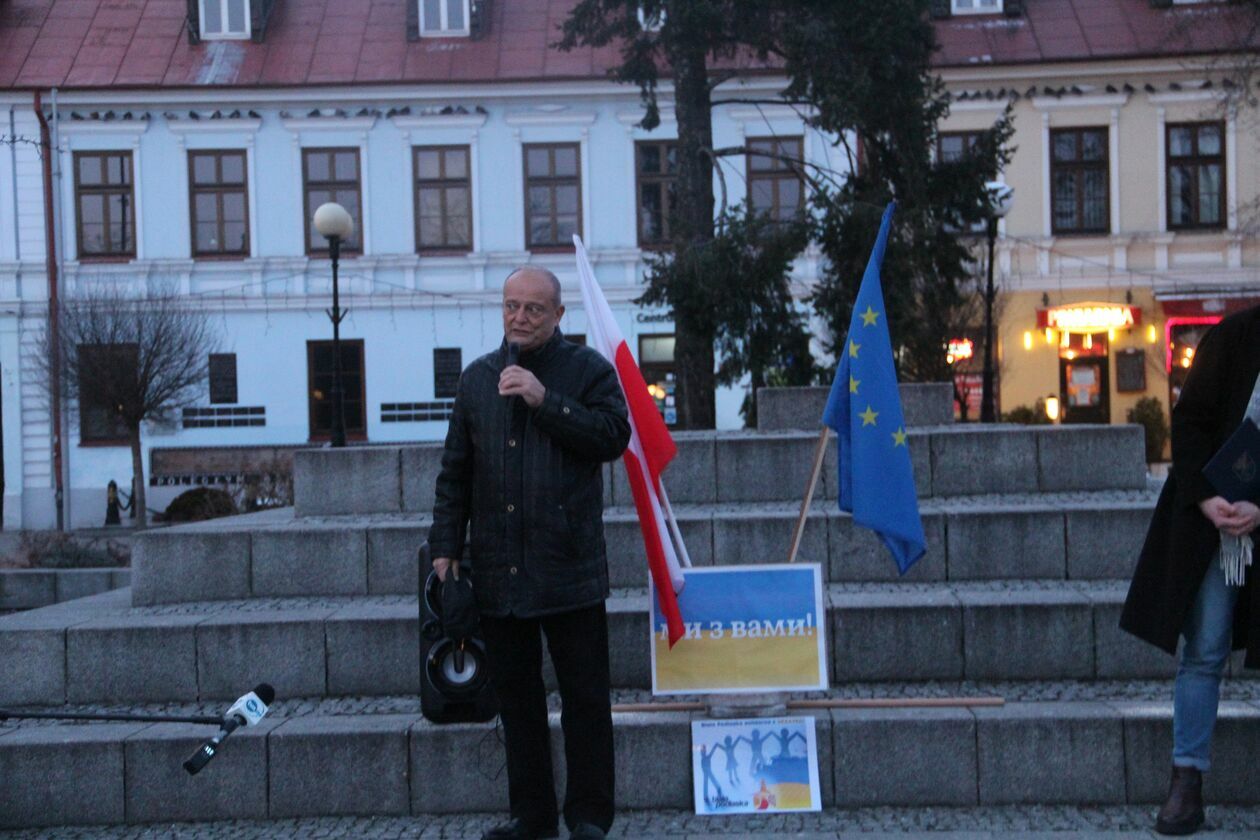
[{"left": 0, "top": 0, "right": 1254, "bottom": 91}]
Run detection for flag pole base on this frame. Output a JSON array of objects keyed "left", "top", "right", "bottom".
[{"left": 704, "top": 692, "right": 789, "bottom": 719}]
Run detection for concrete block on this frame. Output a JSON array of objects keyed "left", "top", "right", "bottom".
[
  {"left": 757, "top": 384, "right": 953, "bottom": 431},
  {"left": 401, "top": 444, "right": 445, "bottom": 515},
  {"left": 899, "top": 383, "right": 955, "bottom": 427},
  {"left": 1065, "top": 506, "right": 1153, "bottom": 580},
  {"left": 930, "top": 428, "right": 1039, "bottom": 497},
  {"left": 831, "top": 589, "right": 962, "bottom": 681},
  {"left": 251, "top": 527, "right": 367, "bottom": 597},
  {"left": 712, "top": 510, "right": 827, "bottom": 569},
  {"left": 613, "top": 712, "right": 695, "bottom": 809},
  {"left": 975, "top": 702, "right": 1125, "bottom": 804},
  {"left": 0, "top": 723, "right": 146, "bottom": 827},
  {"left": 608, "top": 595, "right": 651, "bottom": 689},
  {"left": 605, "top": 513, "right": 712, "bottom": 589},
  {"left": 1089, "top": 593, "right": 1177, "bottom": 680},
  {"left": 269, "top": 715, "right": 415, "bottom": 817},
  {"left": 326, "top": 604, "right": 420, "bottom": 695},
  {"left": 0, "top": 570, "right": 55, "bottom": 610},
  {"left": 1119, "top": 701, "right": 1260, "bottom": 804},
  {"left": 411, "top": 719, "right": 509, "bottom": 813},
  {"left": 111, "top": 569, "right": 131, "bottom": 589},
  {"left": 131, "top": 529, "right": 251, "bottom": 606},
  {"left": 832, "top": 707, "right": 977, "bottom": 806},
  {"left": 959, "top": 588, "right": 1094, "bottom": 680},
  {"left": 610, "top": 433, "right": 717, "bottom": 506},
  {"left": 197, "top": 608, "right": 332, "bottom": 700},
  {"left": 366, "top": 524, "right": 428, "bottom": 595},
  {"left": 123, "top": 719, "right": 279, "bottom": 823},
  {"left": 829, "top": 512, "right": 945, "bottom": 582},
  {"left": 67, "top": 614, "right": 201, "bottom": 703},
  {"left": 294, "top": 446, "right": 402, "bottom": 516},
  {"left": 1036, "top": 425, "right": 1147, "bottom": 492},
  {"left": 56, "top": 569, "right": 117, "bottom": 603},
  {"left": 715, "top": 434, "right": 816, "bottom": 503},
  {"left": 946, "top": 509, "right": 1065, "bottom": 580},
  {"left": 0, "top": 625, "right": 65, "bottom": 705}
]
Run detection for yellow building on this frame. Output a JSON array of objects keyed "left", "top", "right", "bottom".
[{"left": 933, "top": 0, "right": 1260, "bottom": 442}]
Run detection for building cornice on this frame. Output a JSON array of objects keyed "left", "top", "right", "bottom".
[
  {"left": 1031, "top": 93, "right": 1129, "bottom": 110},
  {"left": 389, "top": 112, "right": 488, "bottom": 131},
  {"left": 166, "top": 117, "right": 262, "bottom": 135}
]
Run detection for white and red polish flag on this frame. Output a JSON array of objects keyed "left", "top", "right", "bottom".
[{"left": 573, "top": 235, "right": 688, "bottom": 647}]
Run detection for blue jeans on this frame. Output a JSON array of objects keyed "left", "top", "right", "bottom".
[{"left": 1173, "top": 560, "right": 1241, "bottom": 771}]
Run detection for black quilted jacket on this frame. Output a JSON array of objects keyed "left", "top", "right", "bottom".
[{"left": 428, "top": 330, "right": 631, "bottom": 617}]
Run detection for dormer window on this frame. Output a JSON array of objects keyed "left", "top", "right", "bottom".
[
  {"left": 420, "top": 0, "right": 471, "bottom": 37},
  {"left": 200, "top": 0, "right": 251, "bottom": 40},
  {"left": 952, "top": 0, "right": 1002, "bottom": 13}
]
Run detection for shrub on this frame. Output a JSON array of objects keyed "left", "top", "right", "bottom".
[
  {"left": 163, "top": 487, "right": 238, "bottom": 523},
  {"left": 1003, "top": 402, "right": 1053, "bottom": 425},
  {"left": 1127, "top": 396, "right": 1170, "bottom": 463},
  {"left": 10, "top": 531, "right": 128, "bottom": 569}
]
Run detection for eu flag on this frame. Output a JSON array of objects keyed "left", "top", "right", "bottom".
[{"left": 822, "top": 202, "right": 926, "bottom": 573}]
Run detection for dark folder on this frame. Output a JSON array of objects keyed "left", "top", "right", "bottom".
[{"left": 1203, "top": 418, "right": 1260, "bottom": 503}]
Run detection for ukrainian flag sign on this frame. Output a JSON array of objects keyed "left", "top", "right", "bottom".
[{"left": 649, "top": 565, "right": 828, "bottom": 694}]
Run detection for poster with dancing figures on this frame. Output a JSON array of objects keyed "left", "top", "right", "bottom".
[{"left": 691, "top": 717, "right": 822, "bottom": 815}]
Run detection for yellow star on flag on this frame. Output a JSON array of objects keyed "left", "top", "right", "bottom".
[
  {"left": 849, "top": 376, "right": 860, "bottom": 394},
  {"left": 849, "top": 340, "right": 860, "bottom": 359},
  {"left": 892, "top": 427, "right": 907, "bottom": 447},
  {"left": 861, "top": 306, "right": 880, "bottom": 327},
  {"left": 860, "top": 405, "right": 879, "bottom": 426}
]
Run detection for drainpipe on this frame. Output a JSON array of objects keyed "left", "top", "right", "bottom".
[{"left": 34, "top": 91, "right": 64, "bottom": 531}]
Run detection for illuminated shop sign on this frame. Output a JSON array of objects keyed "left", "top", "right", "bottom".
[
  {"left": 946, "top": 338, "right": 973, "bottom": 364},
  {"left": 1036, "top": 303, "right": 1141, "bottom": 333}
]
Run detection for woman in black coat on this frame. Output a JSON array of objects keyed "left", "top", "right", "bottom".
[{"left": 1121, "top": 303, "right": 1260, "bottom": 835}]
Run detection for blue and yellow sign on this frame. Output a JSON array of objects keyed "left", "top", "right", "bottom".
[
  {"left": 650, "top": 564, "right": 828, "bottom": 695},
  {"left": 691, "top": 716, "right": 822, "bottom": 815}
]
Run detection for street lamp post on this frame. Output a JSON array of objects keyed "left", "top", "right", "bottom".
[
  {"left": 979, "top": 181, "right": 1014, "bottom": 423},
  {"left": 313, "top": 202, "right": 355, "bottom": 448}
]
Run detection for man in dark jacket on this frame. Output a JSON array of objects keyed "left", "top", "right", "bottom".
[
  {"left": 1121, "top": 303, "right": 1260, "bottom": 836},
  {"left": 429, "top": 267, "right": 631, "bottom": 840}
]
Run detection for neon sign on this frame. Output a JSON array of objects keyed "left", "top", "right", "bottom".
[{"left": 1036, "top": 303, "right": 1141, "bottom": 334}]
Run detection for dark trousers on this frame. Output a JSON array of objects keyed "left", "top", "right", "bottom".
[{"left": 479, "top": 603, "right": 615, "bottom": 833}]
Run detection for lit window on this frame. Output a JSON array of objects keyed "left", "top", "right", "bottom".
[
  {"left": 420, "top": 0, "right": 471, "bottom": 36},
  {"left": 200, "top": 0, "right": 250, "bottom": 40},
  {"left": 951, "top": 0, "right": 1002, "bottom": 13}
]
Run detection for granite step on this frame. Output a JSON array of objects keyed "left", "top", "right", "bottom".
[
  {"left": 292, "top": 423, "right": 1148, "bottom": 517},
  {"left": 0, "top": 567, "right": 130, "bottom": 613},
  {"left": 2, "top": 694, "right": 1260, "bottom": 827},
  {"left": 3, "top": 581, "right": 1251, "bottom": 708},
  {"left": 131, "top": 490, "right": 1160, "bottom": 605}
]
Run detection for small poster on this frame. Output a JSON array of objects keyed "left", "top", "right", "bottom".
[
  {"left": 650, "top": 564, "right": 828, "bottom": 695},
  {"left": 691, "top": 716, "right": 822, "bottom": 815}
]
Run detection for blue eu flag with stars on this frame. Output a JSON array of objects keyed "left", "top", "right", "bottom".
[{"left": 822, "top": 202, "right": 926, "bottom": 574}]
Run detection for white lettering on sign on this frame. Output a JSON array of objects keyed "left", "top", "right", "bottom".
[{"left": 1047, "top": 305, "right": 1137, "bottom": 332}]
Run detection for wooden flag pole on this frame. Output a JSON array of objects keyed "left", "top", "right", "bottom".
[{"left": 787, "top": 427, "right": 829, "bottom": 564}]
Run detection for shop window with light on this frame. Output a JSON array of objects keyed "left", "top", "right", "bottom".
[
  {"left": 200, "top": 0, "right": 251, "bottom": 39},
  {"left": 639, "top": 334, "right": 678, "bottom": 427},
  {"left": 74, "top": 151, "right": 136, "bottom": 260},
  {"left": 1166, "top": 319, "right": 1218, "bottom": 406},
  {"left": 189, "top": 150, "right": 249, "bottom": 258},
  {"left": 414, "top": 146, "right": 472, "bottom": 253},
  {"left": 524, "top": 143, "right": 582, "bottom": 250},
  {"left": 307, "top": 339, "right": 366, "bottom": 441},
  {"left": 636, "top": 140, "right": 677, "bottom": 248},
  {"left": 1051, "top": 127, "right": 1110, "bottom": 235},
  {"left": 952, "top": 0, "right": 1002, "bottom": 13},
  {"left": 747, "top": 137, "right": 805, "bottom": 223},
  {"left": 1058, "top": 331, "right": 1110, "bottom": 424},
  {"left": 420, "top": 0, "right": 471, "bottom": 36},
  {"left": 1167, "top": 122, "right": 1225, "bottom": 230}
]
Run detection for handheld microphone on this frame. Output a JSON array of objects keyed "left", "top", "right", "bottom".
[
  {"left": 183, "top": 683, "right": 275, "bottom": 776},
  {"left": 506, "top": 342, "right": 520, "bottom": 369}
]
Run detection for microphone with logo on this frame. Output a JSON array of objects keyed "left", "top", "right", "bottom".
[{"left": 183, "top": 683, "right": 275, "bottom": 776}]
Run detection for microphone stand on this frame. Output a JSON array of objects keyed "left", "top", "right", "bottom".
[{"left": 0, "top": 709, "right": 223, "bottom": 725}]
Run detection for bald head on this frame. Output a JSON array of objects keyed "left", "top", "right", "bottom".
[
  {"left": 502, "top": 267, "right": 565, "bottom": 352},
  {"left": 505, "top": 266, "right": 562, "bottom": 309}
]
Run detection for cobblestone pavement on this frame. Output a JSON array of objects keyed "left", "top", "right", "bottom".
[
  {"left": 3, "top": 680, "right": 1259, "bottom": 729},
  {"left": 2, "top": 806, "right": 1260, "bottom": 839}
]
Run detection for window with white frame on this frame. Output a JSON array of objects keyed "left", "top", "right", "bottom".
[
  {"left": 420, "top": 0, "right": 471, "bottom": 36},
  {"left": 200, "top": 0, "right": 250, "bottom": 39},
  {"left": 951, "top": 0, "right": 1002, "bottom": 13}
]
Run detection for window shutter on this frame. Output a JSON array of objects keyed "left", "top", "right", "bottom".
[
  {"left": 1004, "top": 0, "right": 1023, "bottom": 16},
  {"left": 186, "top": 0, "right": 201, "bottom": 43},
  {"left": 930, "top": 0, "right": 952, "bottom": 19},
  {"left": 407, "top": 0, "right": 420, "bottom": 41}
]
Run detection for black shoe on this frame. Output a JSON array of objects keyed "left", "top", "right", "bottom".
[
  {"left": 481, "top": 818, "right": 559, "bottom": 840},
  {"left": 1155, "top": 765, "right": 1205, "bottom": 836},
  {"left": 568, "top": 824, "right": 606, "bottom": 840}
]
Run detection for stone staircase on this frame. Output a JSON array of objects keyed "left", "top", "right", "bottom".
[{"left": 2, "top": 385, "right": 1258, "bottom": 829}]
